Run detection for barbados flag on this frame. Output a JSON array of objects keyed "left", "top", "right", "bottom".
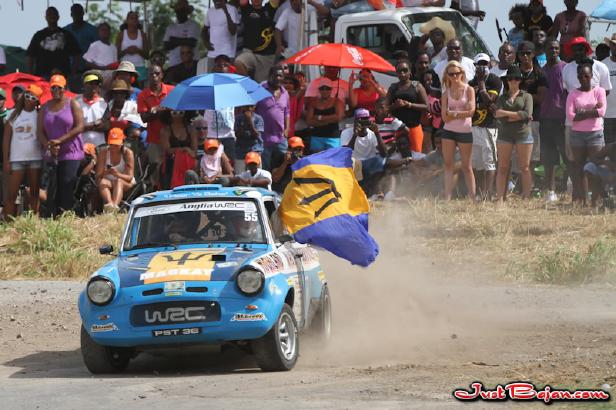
[{"left": 279, "top": 147, "right": 379, "bottom": 267}]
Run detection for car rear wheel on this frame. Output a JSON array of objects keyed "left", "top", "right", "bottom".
[
  {"left": 252, "top": 304, "right": 298, "bottom": 371},
  {"left": 80, "top": 325, "right": 131, "bottom": 374},
  {"left": 310, "top": 286, "right": 332, "bottom": 343}
]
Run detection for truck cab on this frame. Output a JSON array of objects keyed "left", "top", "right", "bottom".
[{"left": 302, "top": 6, "right": 492, "bottom": 88}]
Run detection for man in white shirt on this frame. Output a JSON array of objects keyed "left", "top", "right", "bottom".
[
  {"left": 236, "top": 152, "right": 272, "bottom": 189},
  {"left": 434, "top": 39, "right": 476, "bottom": 84},
  {"left": 562, "top": 37, "right": 612, "bottom": 94},
  {"left": 83, "top": 23, "right": 118, "bottom": 86},
  {"left": 341, "top": 109, "right": 387, "bottom": 180},
  {"left": 163, "top": 0, "right": 201, "bottom": 66},
  {"left": 305, "top": 66, "right": 349, "bottom": 104},
  {"left": 203, "top": 0, "right": 240, "bottom": 73},
  {"left": 274, "top": 0, "right": 302, "bottom": 58},
  {"left": 602, "top": 34, "right": 616, "bottom": 144},
  {"left": 77, "top": 71, "right": 107, "bottom": 146}
]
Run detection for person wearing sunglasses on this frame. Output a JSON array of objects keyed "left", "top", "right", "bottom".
[
  {"left": 38, "top": 74, "right": 85, "bottom": 215},
  {"left": 493, "top": 66, "right": 534, "bottom": 202},
  {"left": 2, "top": 85, "right": 45, "bottom": 219},
  {"left": 160, "top": 109, "right": 198, "bottom": 189},
  {"left": 441, "top": 60, "right": 476, "bottom": 201}
]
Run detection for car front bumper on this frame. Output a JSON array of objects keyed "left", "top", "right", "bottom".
[{"left": 79, "top": 279, "right": 286, "bottom": 347}]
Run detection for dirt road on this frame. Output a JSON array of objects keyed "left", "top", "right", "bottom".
[{"left": 1, "top": 223, "right": 615, "bottom": 409}]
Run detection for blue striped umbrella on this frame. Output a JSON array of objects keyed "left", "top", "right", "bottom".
[{"left": 161, "top": 73, "right": 272, "bottom": 110}]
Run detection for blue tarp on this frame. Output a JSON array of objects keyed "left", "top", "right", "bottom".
[{"left": 591, "top": 0, "right": 616, "bottom": 21}]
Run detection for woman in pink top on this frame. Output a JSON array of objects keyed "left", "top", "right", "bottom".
[
  {"left": 441, "top": 60, "right": 476, "bottom": 201},
  {"left": 566, "top": 63, "right": 607, "bottom": 204}
]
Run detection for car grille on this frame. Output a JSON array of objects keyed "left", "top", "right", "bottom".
[{"left": 130, "top": 301, "right": 221, "bottom": 327}]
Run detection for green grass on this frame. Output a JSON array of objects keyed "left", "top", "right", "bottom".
[{"left": 0, "top": 212, "right": 125, "bottom": 279}]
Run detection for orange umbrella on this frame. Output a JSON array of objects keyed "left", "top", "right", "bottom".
[
  {"left": 0, "top": 72, "right": 76, "bottom": 107},
  {"left": 284, "top": 43, "right": 395, "bottom": 72}
]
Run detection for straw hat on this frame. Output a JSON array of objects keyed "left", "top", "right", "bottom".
[
  {"left": 605, "top": 33, "right": 616, "bottom": 45},
  {"left": 419, "top": 17, "right": 456, "bottom": 42},
  {"left": 114, "top": 61, "right": 138, "bottom": 74}
]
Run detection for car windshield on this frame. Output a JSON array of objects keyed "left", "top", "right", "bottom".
[
  {"left": 123, "top": 199, "right": 266, "bottom": 250},
  {"left": 403, "top": 11, "right": 491, "bottom": 59}
]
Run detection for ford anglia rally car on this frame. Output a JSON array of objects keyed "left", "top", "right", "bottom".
[{"left": 78, "top": 185, "right": 332, "bottom": 373}]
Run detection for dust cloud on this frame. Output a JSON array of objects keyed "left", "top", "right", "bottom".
[{"left": 302, "top": 207, "right": 512, "bottom": 368}]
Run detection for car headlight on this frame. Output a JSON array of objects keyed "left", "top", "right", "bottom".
[
  {"left": 236, "top": 269, "right": 264, "bottom": 296},
  {"left": 87, "top": 277, "right": 115, "bottom": 306}
]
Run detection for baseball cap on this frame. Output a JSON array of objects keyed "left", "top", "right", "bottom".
[
  {"left": 565, "top": 37, "right": 593, "bottom": 57},
  {"left": 204, "top": 138, "right": 220, "bottom": 151},
  {"left": 288, "top": 136, "right": 305, "bottom": 149},
  {"left": 245, "top": 151, "right": 261, "bottom": 165},
  {"left": 50, "top": 74, "right": 67, "bottom": 89},
  {"left": 25, "top": 84, "right": 44, "bottom": 99},
  {"left": 107, "top": 127, "right": 125, "bottom": 146},
  {"left": 354, "top": 108, "right": 370, "bottom": 119},
  {"left": 473, "top": 53, "right": 490, "bottom": 64},
  {"left": 83, "top": 70, "right": 103, "bottom": 84}
]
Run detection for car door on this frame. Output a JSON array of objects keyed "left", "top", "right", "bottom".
[{"left": 264, "top": 197, "right": 311, "bottom": 330}]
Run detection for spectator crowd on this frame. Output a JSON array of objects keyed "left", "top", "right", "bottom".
[{"left": 0, "top": 0, "right": 615, "bottom": 221}]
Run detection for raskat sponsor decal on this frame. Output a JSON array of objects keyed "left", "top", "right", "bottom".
[
  {"left": 231, "top": 312, "right": 267, "bottom": 322},
  {"left": 91, "top": 323, "right": 118, "bottom": 332},
  {"left": 453, "top": 382, "right": 610, "bottom": 404},
  {"left": 140, "top": 250, "right": 222, "bottom": 284}
]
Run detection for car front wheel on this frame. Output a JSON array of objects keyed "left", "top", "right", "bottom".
[
  {"left": 252, "top": 304, "right": 299, "bottom": 371},
  {"left": 80, "top": 325, "right": 131, "bottom": 374}
]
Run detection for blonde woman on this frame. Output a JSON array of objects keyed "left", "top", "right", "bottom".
[{"left": 441, "top": 60, "right": 476, "bottom": 200}]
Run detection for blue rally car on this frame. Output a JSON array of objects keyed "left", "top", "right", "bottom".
[{"left": 78, "top": 185, "right": 332, "bottom": 373}]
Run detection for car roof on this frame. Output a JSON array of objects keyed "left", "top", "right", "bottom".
[{"left": 131, "top": 184, "right": 279, "bottom": 206}]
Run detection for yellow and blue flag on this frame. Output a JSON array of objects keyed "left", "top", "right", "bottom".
[{"left": 279, "top": 147, "right": 379, "bottom": 267}]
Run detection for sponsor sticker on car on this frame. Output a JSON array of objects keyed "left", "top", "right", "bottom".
[
  {"left": 91, "top": 323, "right": 118, "bottom": 332},
  {"left": 231, "top": 313, "right": 267, "bottom": 322}
]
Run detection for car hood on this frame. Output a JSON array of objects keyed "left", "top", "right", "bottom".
[{"left": 116, "top": 247, "right": 268, "bottom": 288}]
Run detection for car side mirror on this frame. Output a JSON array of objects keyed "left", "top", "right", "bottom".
[
  {"left": 278, "top": 234, "right": 294, "bottom": 244},
  {"left": 99, "top": 245, "right": 114, "bottom": 255}
]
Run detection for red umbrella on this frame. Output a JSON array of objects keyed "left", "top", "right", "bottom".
[
  {"left": 0, "top": 72, "right": 76, "bottom": 107},
  {"left": 284, "top": 43, "right": 395, "bottom": 72}
]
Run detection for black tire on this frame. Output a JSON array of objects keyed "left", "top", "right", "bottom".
[
  {"left": 310, "top": 286, "right": 332, "bottom": 344},
  {"left": 252, "top": 304, "right": 299, "bottom": 371},
  {"left": 80, "top": 326, "right": 131, "bottom": 374}
]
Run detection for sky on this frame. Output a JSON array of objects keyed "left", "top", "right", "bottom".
[{"left": 0, "top": 0, "right": 609, "bottom": 55}]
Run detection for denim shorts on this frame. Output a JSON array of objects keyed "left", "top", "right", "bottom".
[
  {"left": 11, "top": 160, "right": 42, "bottom": 171},
  {"left": 569, "top": 130, "right": 605, "bottom": 147},
  {"left": 498, "top": 132, "right": 534, "bottom": 145},
  {"left": 361, "top": 156, "right": 385, "bottom": 179},
  {"left": 584, "top": 162, "right": 616, "bottom": 183}
]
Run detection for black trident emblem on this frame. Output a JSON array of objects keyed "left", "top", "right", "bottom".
[
  {"left": 293, "top": 177, "right": 341, "bottom": 217},
  {"left": 162, "top": 252, "right": 208, "bottom": 265}
]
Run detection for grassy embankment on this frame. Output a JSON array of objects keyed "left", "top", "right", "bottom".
[{"left": 1, "top": 199, "right": 616, "bottom": 283}]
